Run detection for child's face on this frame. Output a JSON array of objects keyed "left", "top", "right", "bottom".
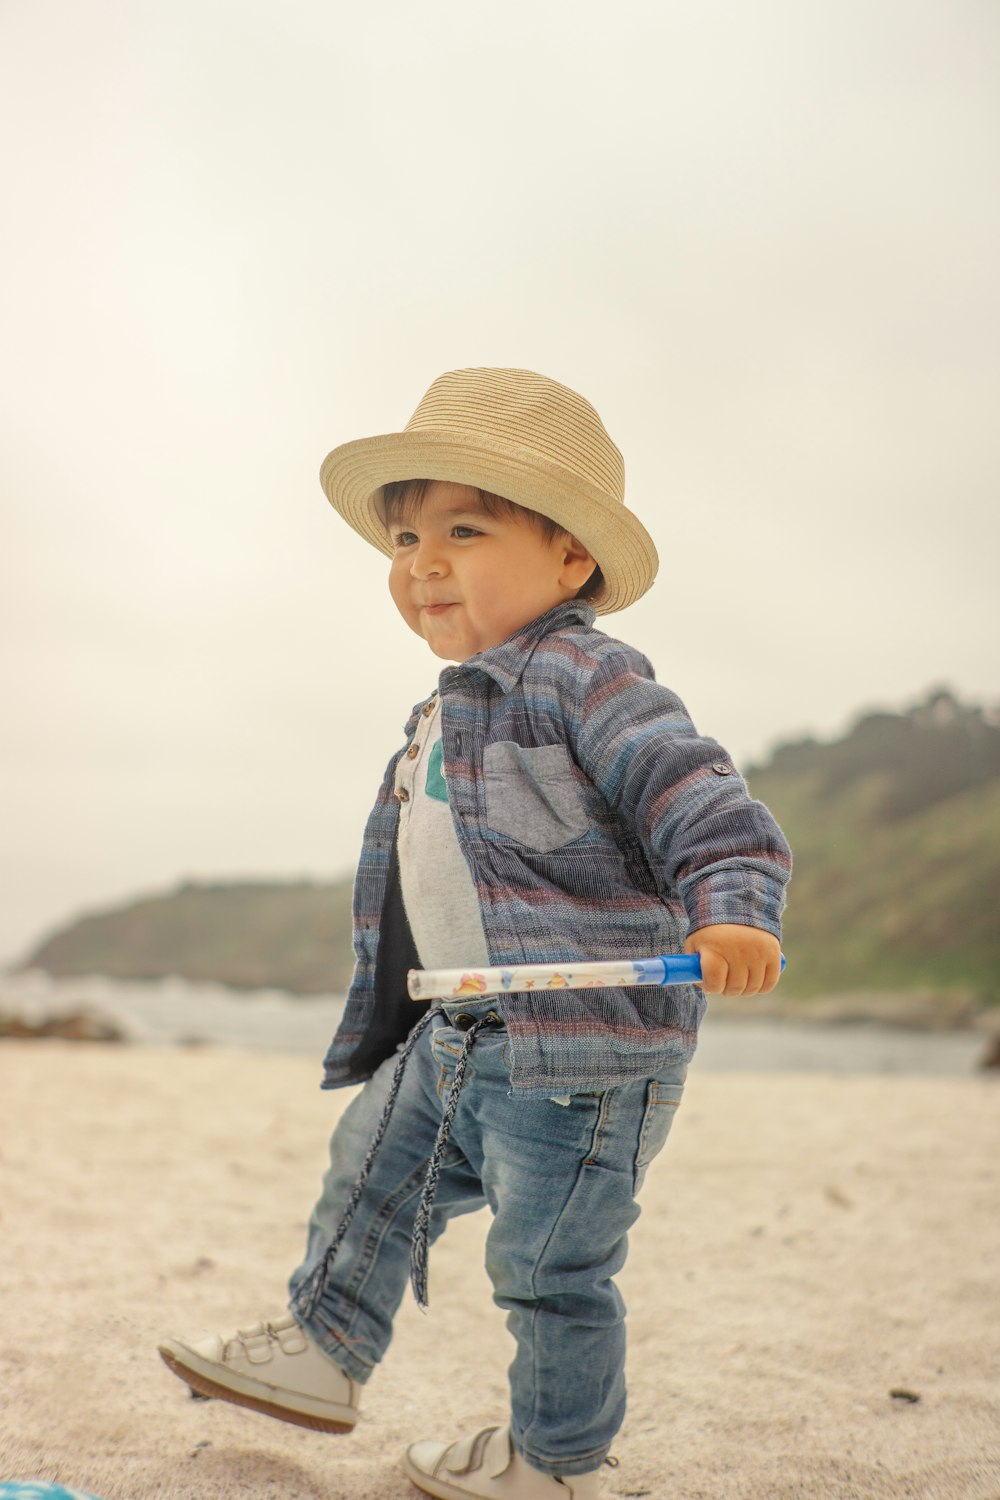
[{"left": 387, "top": 482, "right": 594, "bottom": 662}]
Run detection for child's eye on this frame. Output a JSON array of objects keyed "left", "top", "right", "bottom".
[
  {"left": 393, "top": 530, "right": 418, "bottom": 548},
  {"left": 452, "top": 525, "right": 482, "bottom": 539}
]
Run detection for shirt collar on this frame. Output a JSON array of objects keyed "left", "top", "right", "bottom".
[{"left": 438, "top": 600, "right": 597, "bottom": 696}]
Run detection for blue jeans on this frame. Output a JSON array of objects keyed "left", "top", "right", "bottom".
[{"left": 288, "top": 1004, "right": 687, "bottom": 1477}]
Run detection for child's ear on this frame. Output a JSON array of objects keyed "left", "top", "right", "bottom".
[{"left": 560, "top": 533, "right": 597, "bottom": 591}]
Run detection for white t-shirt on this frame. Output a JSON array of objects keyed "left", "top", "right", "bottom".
[{"left": 394, "top": 695, "right": 489, "bottom": 971}]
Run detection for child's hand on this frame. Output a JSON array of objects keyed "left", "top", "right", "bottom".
[{"left": 682, "top": 924, "right": 783, "bottom": 996}]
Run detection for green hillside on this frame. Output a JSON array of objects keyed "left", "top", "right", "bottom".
[
  {"left": 22, "top": 878, "right": 356, "bottom": 995},
  {"left": 18, "top": 688, "right": 1000, "bottom": 1008},
  {"left": 746, "top": 688, "right": 1000, "bottom": 1002}
]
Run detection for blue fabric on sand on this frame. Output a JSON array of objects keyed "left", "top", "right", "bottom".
[{"left": 0, "top": 1486, "right": 101, "bottom": 1500}]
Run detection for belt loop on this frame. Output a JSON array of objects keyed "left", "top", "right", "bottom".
[{"left": 450, "top": 1007, "right": 502, "bottom": 1032}]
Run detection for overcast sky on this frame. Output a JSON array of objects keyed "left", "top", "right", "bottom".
[{"left": 2, "top": 0, "right": 998, "bottom": 966}]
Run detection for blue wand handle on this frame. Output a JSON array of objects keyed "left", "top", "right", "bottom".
[{"left": 635, "top": 953, "right": 787, "bottom": 985}]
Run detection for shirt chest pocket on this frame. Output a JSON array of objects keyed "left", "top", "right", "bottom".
[{"left": 483, "top": 741, "right": 590, "bottom": 853}]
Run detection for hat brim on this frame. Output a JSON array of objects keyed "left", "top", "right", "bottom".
[{"left": 319, "top": 430, "right": 658, "bottom": 615}]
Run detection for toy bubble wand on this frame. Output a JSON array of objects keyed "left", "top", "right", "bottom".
[{"left": 407, "top": 951, "right": 786, "bottom": 1001}]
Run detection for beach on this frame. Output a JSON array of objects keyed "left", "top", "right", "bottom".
[{"left": 1, "top": 1041, "right": 998, "bottom": 1500}]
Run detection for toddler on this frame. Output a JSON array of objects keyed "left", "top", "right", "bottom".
[{"left": 159, "top": 367, "right": 791, "bottom": 1498}]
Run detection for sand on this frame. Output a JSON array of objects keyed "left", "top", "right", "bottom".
[{"left": 1, "top": 1041, "right": 998, "bottom": 1500}]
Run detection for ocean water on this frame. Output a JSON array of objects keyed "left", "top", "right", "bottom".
[
  {"left": 0, "top": 969, "right": 992, "bottom": 1076},
  {"left": 0, "top": 970, "right": 346, "bottom": 1054}
]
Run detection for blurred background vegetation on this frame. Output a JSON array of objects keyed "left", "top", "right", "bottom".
[{"left": 18, "top": 687, "right": 999, "bottom": 1013}]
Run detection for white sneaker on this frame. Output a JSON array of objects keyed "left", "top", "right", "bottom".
[
  {"left": 402, "top": 1422, "right": 605, "bottom": 1499},
  {"left": 157, "top": 1312, "right": 360, "bottom": 1433}
]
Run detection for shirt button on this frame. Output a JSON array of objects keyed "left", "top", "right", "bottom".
[
  {"left": 422, "top": 702, "right": 436, "bottom": 717},
  {"left": 711, "top": 761, "right": 734, "bottom": 776},
  {"left": 397, "top": 787, "right": 411, "bottom": 802},
  {"left": 406, "top": 744, "right": 419, "bottom": 759}
]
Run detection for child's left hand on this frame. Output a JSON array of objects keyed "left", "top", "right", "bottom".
[{"left": 683, "top": 924, "right": 783, "bottom": 996}]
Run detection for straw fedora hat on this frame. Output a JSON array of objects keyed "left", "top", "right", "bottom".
[{"left": 319, "top": 367, "right": 658, "bottom": 614}]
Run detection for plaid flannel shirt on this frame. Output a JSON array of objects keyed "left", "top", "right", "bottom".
[{"left": 321, "top": 600, "right": 791, "bottom": 1097}]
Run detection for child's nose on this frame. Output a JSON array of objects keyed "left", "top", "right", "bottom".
[{"left": 410, "top": 539, "right": 447, "bottom": 578}]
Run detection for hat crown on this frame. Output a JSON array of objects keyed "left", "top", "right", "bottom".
[{"left": 404, "top": 368, "right": 625, "bottom": 507}]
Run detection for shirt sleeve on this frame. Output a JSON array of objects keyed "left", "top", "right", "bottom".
[{"left": 572, "top": 651, "right": 792, "bottom": 938}]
